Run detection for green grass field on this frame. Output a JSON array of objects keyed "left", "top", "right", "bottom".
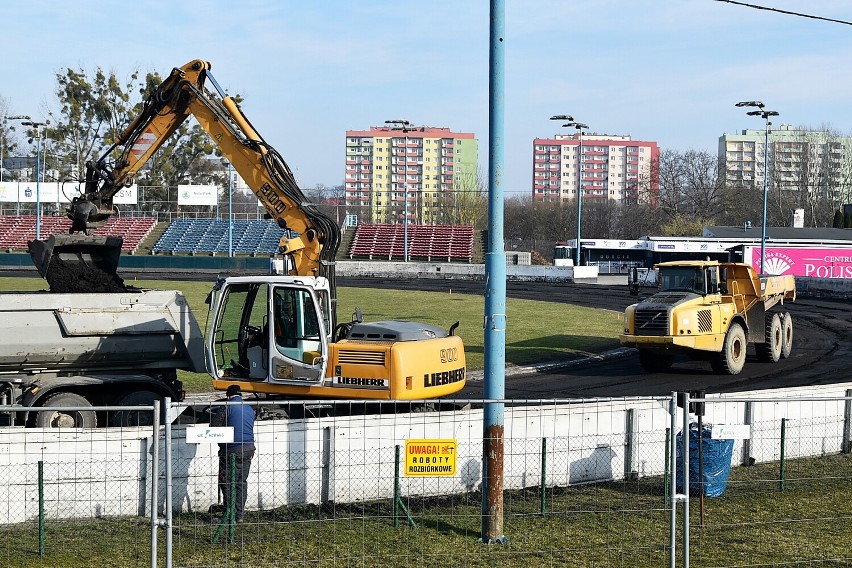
[{"left": 0, "top": 276, "right": 622, "bottom": 393}]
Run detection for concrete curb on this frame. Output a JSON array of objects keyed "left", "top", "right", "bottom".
[{"left": 465, "top": 347, "right": 635, "bottom": 382}]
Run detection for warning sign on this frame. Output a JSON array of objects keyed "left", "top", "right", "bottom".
[{"left": 404, "top": 439, "right": 457, "bottom": 477}]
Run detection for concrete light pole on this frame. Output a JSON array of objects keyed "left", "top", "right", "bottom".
[
  {"left": 736, "top": 101, "right": 779, "bottom": 275},
  {"left": 385, "top": 119, "right": 413, "bottom": 261}
]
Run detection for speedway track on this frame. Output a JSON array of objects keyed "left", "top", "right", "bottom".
[{"left": 340, "top": 277, "right": 852, "bottom": 398}]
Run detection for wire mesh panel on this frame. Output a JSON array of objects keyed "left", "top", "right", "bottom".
[
  {"left": 682, "top": 393, "right": 852, "bottom": 567},
  {"left": 168, "top": 397, "right": 676, "bottom": 567},
  {"left": 0, "top": 405, "right": 158, "bottom": 567}
]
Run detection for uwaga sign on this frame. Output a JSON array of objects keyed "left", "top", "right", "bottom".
[{"left": 404, "top": 439, "right": 457, "bottom": 477}]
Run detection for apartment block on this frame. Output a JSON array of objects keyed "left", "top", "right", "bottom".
[
  {"left": 345, "top": 126, "right": 478, "bottom": 224},
  {"left": 720, "top": 125, "right": 852, "bottom": 197},
  {"left": 532, "top": 134, "right": 659, "bottom": 204}
]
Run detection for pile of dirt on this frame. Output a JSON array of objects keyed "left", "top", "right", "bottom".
[{"left": 44, "top": 257, "right": 128, "bottom": 293}]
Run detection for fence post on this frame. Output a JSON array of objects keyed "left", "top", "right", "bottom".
[
  {"left": 150, "top": 399, "right": 161, "bottom": 568},
  {"left": 779, "top": 418, "right": 786, "bottom": 493},
  {"left": 668, "top": 393, "right": 678, "bottom": 568},
  {"left": 682, "top": 392, "right": 690, "bottom": 567},
  {"left": 664, "top": 428, "right": 670, "bottom": 506},
  {"left": 38, "top": 460, "right": 45, "bottom": 557},
  {"left": 540, "top": 437, "right": 547, "bottom": 516},
  {"left": 394, "top": 445, "right": 400, "bottom": 527},
  {"left": 843, "top": 389, "right": 852, "bottom": 454},
  {"left": 393, "top": 445, "right": 416, "bottom": 528},
  {"left": 625, "top": 408, "right": 637, "bottom": 480},
  {"left": 164, "top": 398, "right": 173, "bottom": 568},
  {"left": 743, "top": 401, "right": 754, "bottom": 466}
]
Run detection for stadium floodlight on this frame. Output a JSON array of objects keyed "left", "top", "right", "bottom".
[{"left": 738, "top": 101, "right": 780, "bottom": 274}]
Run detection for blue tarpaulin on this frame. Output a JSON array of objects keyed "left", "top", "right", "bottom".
[{"left": 676, "top": 425, "right": 735, "bottom": 497}]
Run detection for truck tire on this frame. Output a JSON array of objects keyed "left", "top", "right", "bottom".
[
  {"left": 35, "top": 392, "right": 96, "bottom": 429},
  {"left": 637, "top": 349, "right": 674, "bottom": 373},
  {"left": 780, "top": 312, "right": 793, "bottom": 359},
  {"left": 755, "top": 312, "right": 783, "bottom": 363},
  {"left": 111, "top": 391, "right": 164, "bottom": 427},
  {"left": 711, "top": 322, "right": 747, "bottom": 375}
]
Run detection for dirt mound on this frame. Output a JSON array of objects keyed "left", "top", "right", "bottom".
[{"left": 44, "top": 257, "right": 127, "bottom": 293}]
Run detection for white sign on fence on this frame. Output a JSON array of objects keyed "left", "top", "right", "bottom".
[
  {"left": 178, "top": 184, "right": 218, "bottom": 206},
  {"left": 113, "top": 184, "right": 138, "bottom": 205},
  {"left": 711, "top": 424, "right": 751, "bottom": 440},
  {"left": 186, "top": 426, "right": 234, "bottom": 444}
]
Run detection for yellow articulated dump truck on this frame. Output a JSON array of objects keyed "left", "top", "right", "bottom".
[{"left": 619, "top": 260, "right": 796, "bottom": 375}]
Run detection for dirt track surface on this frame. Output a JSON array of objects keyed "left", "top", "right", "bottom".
[
  {"left": 339, "top": 277, "right": 852, "bottom": 399},
  {"left": 8, "top": 268, "right": 845, "bottom": 399}
]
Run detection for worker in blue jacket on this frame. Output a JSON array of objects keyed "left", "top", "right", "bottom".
[{"left": 217, "top": 384, "right": 256, "bottom": 522}]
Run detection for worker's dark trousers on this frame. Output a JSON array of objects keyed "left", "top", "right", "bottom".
[{"left": 219, "top": 444, "right": 255, "bottom": 521}]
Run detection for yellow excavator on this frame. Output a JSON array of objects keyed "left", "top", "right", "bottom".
[{"left": 31, "top": 59, "right": 466, "bottom": 401}]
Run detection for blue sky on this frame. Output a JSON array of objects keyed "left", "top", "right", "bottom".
[{"left": 2, "top": 1, "right": 851, "bottom": 197}]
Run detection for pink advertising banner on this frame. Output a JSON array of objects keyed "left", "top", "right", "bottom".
[{"left": 749, "top": 247, "right": 852, "bottom": 278}]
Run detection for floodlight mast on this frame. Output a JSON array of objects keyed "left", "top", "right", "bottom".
[{"left": 736, "top": 100, "right": 779, "bottom": 274}]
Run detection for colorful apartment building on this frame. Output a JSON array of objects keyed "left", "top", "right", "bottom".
[
  {"left": 532, "top": 134, "right": 659, "bottom": 204},
  {"left": 720, "top": 125, "right": 852, "bottom": 199},
  {"left": 345, "top": 126, "right": 478, "bottom": 224}
]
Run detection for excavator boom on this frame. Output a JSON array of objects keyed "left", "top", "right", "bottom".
[{"left": 33, "top": 60, "right": 339, "bottom": 305}]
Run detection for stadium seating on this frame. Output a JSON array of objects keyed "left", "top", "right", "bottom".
[
  {"left": 349, "top": 224, "right": 474, "bottom": 262},
  {"left": 0, "top": 215, "right": 156, "bottom": 253},
  {"left": 152, "top": 218, "right": 288, "bottom": 255}
]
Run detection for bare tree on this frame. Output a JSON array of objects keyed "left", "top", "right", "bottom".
[
  {"left": 434, "top": 168, "right": 487, "bottom": 229},
  {"left": 652, "top": 149, "right": 727, "bottom": 235}
]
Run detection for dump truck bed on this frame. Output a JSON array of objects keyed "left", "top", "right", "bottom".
[{"left": 0, "top": 290, "right": 206, "bottom": 373}]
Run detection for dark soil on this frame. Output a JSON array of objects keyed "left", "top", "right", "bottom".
[{"left": 44, "top": 258, "right": 127, "bottom": 293}]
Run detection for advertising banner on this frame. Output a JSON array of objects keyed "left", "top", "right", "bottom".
[
  {"left": 0, "top": 182, "right": 72, "bottom": 203},
  {"left": 749, "top": 246, "right": 852, "bottom": 278},
  {"left": 177, "top": 184, "right": 218, "bottom": 206},
  {"left": 113, "top": 184, "right": 138, "bottom": 205}
]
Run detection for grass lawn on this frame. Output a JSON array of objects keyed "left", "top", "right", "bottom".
[
  {"left": 2, "top": 454, "right": 848, "bottom": 566},
  {"left": 0, "top": 276, "right": 622, "bottom": 392}
]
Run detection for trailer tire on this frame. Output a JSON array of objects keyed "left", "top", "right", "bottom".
[
  {"left": 637, "top": 349, "right": 674, "bottom": 373},
  {"left": 712, "top": 322, "right": 747, "bottom": 375},
  {"left": 35, "top": 392, "right": 96, "bottom": 429},
  {"left": 756, "top": 312, "right": 783, "bottom": 363},
  {"left": 780, "top": 312, "right": 793, "bottom": 359},
  {"left": 112, "top": 391, "right": 164, "bottom": 427}
]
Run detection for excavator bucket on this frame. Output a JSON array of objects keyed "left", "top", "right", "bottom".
[{"left": 28, "top": 234, "right": 127, "bottom": 293}]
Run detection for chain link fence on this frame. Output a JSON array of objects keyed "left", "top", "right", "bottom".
[
  {"left": 0, "top": 392, "right": 850, "bottom": 566},
  {"left": 0, "top": 403, "right": 161, "bottom": 567}
]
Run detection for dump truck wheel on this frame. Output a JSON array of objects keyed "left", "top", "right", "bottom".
[
  {"left": 780, "top": 312, "right": 793, "bottom": 359},
  {"left": 713, "top": 322, "right": 746, "bottom": 375},
  {"left": 35, "top": 392, "right": 96, "bottom": 428},
  {"left": 111, "top": 391, "right": 164, "bottom": 427},
  {"left": 637, "top": 349, "right": 673, "bottom": 373},
  {"left": 756, "top": 313, "right": 783, "bottom": 363}
]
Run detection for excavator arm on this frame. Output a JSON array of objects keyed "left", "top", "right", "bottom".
[{"left": 78, "top": 59, "right": 340, "bottom": 280}]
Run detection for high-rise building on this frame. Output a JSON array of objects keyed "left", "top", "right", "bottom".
[
  {"left": 532, "top": 134, "right": 659, "bottom": 204},
  {"left": 720, "top": 125, "right": 852, "bottom": 199},
  {"left": 345, "top": 126, "right": 478, "bottom": 224}
]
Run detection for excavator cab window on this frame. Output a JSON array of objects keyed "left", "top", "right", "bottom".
[{"left": 266, "top": 285, "right": 327, "bottom": 383}]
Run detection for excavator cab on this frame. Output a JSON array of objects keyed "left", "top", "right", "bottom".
[
  {"left": 28, "top": 234, "right": 126, "bottom": 293},
  {"left": 206, "top": 276, "right": 330, "bottom": 388}
]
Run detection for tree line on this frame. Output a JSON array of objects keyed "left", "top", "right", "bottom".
[{"left": 1, "top": 67, "right": 850, "bottom": 239}]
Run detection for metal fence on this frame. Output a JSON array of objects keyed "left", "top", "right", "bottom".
[{"left": 0, "top": 391, "right": 850, "bottom": 567}]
